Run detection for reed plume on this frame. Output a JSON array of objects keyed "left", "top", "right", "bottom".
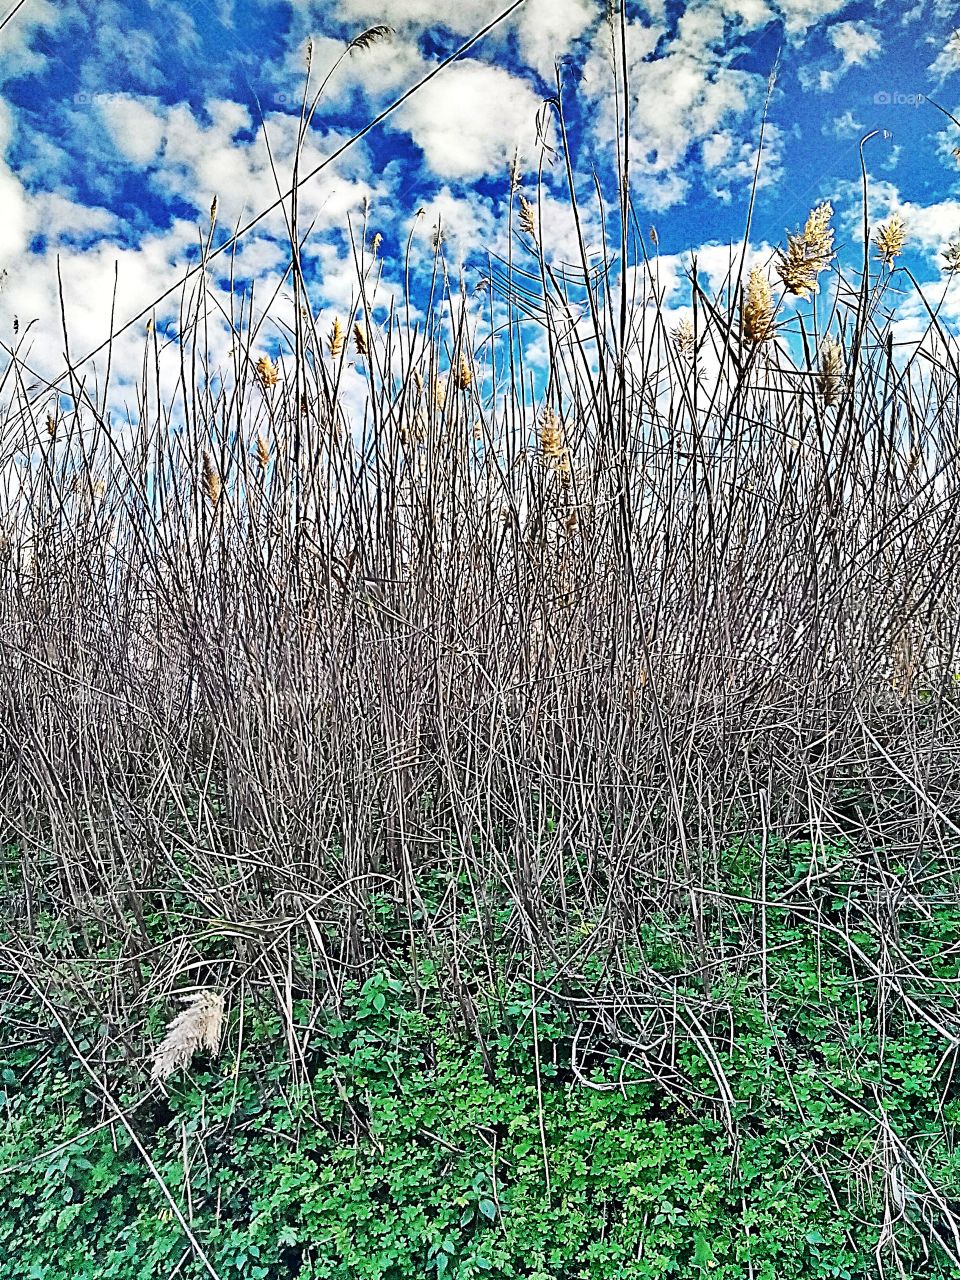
[
  {"left": 874, "top": 213, "right": 906, "bottom": 267},
  {"left": 540, "top": 406, "right": 571, "bottom": 484},
  {"left": 818, "top": 338, "right": 844, "bottom": 407},
  {"left": 942, "top": 238, "right": 960, "bottom": 274},
  {"left": 775, "top": 202, "right": 835, "bottom": 297},
  {"left": 458, "top": 356, "right": 473, "bottom": 390},
  {"left": 349, "top": 25, "right": 391, "bottom": 52},
  {"left": 201, "top": 452, "right": 221, "bottom": 507},
  {"left": 672, "top": 317, "right": 694, "bottom": 358},
  {"left": 255, "top": 434, "right": 269, "bottom": 467},
  {"left": 741, "top": 268, "right": 775, "bottom": 344},
  {"left": 329, "top": 316, "right": 345, "bottom": 357},
  {"left": 518, "top": 195, "right": 537, "bottom": 241},
  {"left": 509, "top": 148, "right": 522, "bottom": 193},
  {"left": 255, "top": 354, "right": 278, "bottom": 389},
  {"left": 354, "top": 323, "right": 369, "bottom": 357},
  {"left": 151, "top": 990, "right": 225, "bottom": 1082}
]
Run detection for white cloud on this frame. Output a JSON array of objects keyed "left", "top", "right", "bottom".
[
  {"left": 829, "top": 20, "right": 881, "bottom": 69},
  {"left": 391, "top": 59, "right": 543, "bottom": 180},
  {"left": 0, "top": 0, "right": 61, "bottom": 77},
  {"left": 96, "top": 94, "right": 166, "bottom": 165},
  {"left": 927, "top": 28, "right": 960, "bottom": 84},
  {"left": 514, "top": 0, "right": 597, "bottom": 79},
  {"left": 334, "top": 0, "right": 505, "bottom": 36},
  {"left": 773, "top": 0, "right": 851, "bottom": 36},
  {"left": 799, "top": 20, "right": 881, "bottom": 92},
  {"left": 828, "top": 109, "right": 863, "bottom": 138}
]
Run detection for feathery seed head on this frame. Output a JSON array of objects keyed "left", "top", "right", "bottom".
[
  {"left": 458, "top": 355, "right": 473, "bottom": 391},
  {"left": 540, "top": 406, "right": 571, "bottom": 484},
  {"left": 354, "top": 322, "right": 369, "bottom": 357},
  {"left": 874, "top": 212, "right": 907, "bottom": 267},
  {"left": 942, "top": 237, "right": 960, "bottom": 274},
  {"left": 775, "top": 201, "right": 835, "bottom": 297},
  {"left": 201, "top": 452, "right": 221, "bottom": 507},
  {"left": 255, "top": 434, "right": 269, "bottom": 467},
  {"left": 672, "top": 317, "right": 695, "bottom": 358},
  {"left": 509, "top": 148, "right": 522, "bottom": 192},
  {"left": 151, "top": 990, "right": 225, "bottom": 1083},
  {"left": 349, "top": 24, "right": 391, "bottom": 52},
  {"left": 255, "top": 354, "right": 278, "bottom": 389},
  {"left": 209, "top": 195, "right": 218, "bottom": 227},
  {"left": 434, "top": 376, "right": 446, "bottom": 409},
  {"left": 370, "top": 231, "right": 382, "bottom": 257},
  {"left": 518, "top": 194, "right": 537, "bottom": 241},
  {"left": 818, "top": 337, "right": 845, "bottom": 407},
  {"left": 45, "top": 412, "right": 56, "bottom": 440},
  {"left": 742, "top": 267, "right": 776, "bottom": 344},
  {"left": 329, "top": 316, "right": 345, "bottom": 358}
]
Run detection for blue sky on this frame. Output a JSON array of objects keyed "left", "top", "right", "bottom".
[{"left": 0, "top": 0, "right": 959, "bottom": 408}]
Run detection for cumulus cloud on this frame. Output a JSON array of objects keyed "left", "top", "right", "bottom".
[
  {"left": 391, "top": 59, "right": 543, "bottom": 181},
  {"left": 514, "top": 0, "right": 598, "bottom": 80},
  {"left": 96, "top": 94, "right": 166, "bottom": 166},
  {"left": 799, "top": 21, "right": 881, "bottom": 92}
]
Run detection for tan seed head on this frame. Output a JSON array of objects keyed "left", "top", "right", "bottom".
[
  {"left": 329, "top": 316, "right": 345, "bottom": 358},
  {"left": 775, "top": 202, "right": 835, "bottom": 297},
  {"left": 742, "top": 268, "right": 776, "bottom": 344},
  {"left": 255, "top": 354, "right": 278, "bottom": 389},
  {"left": 874, "top": 213, "right": 907, "bottom": 267}
]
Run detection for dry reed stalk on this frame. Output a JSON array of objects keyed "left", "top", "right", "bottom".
[
  {"left": 742, "top": 268, "right": 775, "bottom": 344},
  {"left": 150, "top": 990, "right": 225, "bottom": 1082},
  {"left": 775, "top": 202, "right": 835, "bottom": 297}
]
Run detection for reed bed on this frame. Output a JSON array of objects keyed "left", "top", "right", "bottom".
[{"left": 2, "top": 26, "right": 960, "bottom": 1269}]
